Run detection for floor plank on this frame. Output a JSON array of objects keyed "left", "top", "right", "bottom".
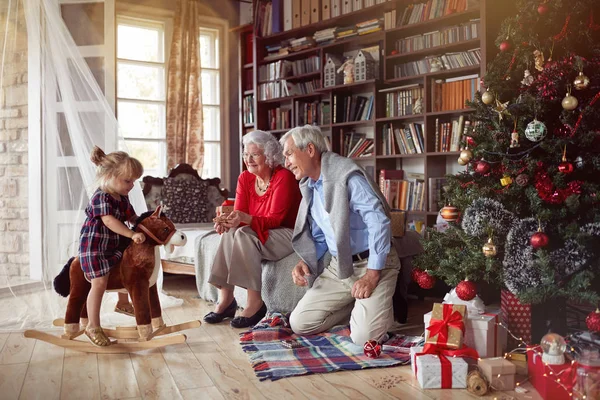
[
  {"left": 160, "top": 342, "right": 214, "bottom": 390},
  {"left": 322, "top": 370, "right": 396, "bottom": 399},
  {"left": 19, "top": 339, "right": 65, "bottom": 400},
  {"left": 97, "top": 353, "right": 140, "bottom": 399},
  {"left": 130, "top": 348, "right": 183, "bottom": 400},
  {"left": 189, "top": 342, "right": 267, "bottom": 400},
  {"left": 287, "top": 374, "right": 350, "bottom": 399},
  {"left": 0, "top": 332, "right": 35, "bottom": 365},
  {"left": 0, "top": 363, "right": 28, "bottom": 400},
  {"left": 60, "top": 349, "right": 100, "bottom": 400},
  {"left": 0, "top": 333, "right": 10, "bottom": 353},
  {"left": 181, "top": 386, "right": 226, "bottom": 400}
]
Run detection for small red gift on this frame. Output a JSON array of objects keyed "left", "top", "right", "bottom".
[
  {"left": 527, "top": 346, "right": 573, "bottom": 400},
  {"left": 216, "top": 199, "right": 234, "bottom": 216},
  {"left": 501, "top": 290, "right": 532, "bottom": 349}
]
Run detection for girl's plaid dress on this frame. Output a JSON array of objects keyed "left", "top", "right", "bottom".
[{"left": 79, "top": 189, "right": 136, "bottom": 280}]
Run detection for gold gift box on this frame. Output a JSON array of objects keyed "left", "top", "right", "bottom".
[
  {"left": 390, "top": 210, "right": 406, "bottom": 237},
  {"left": 425, "top": 303, "right": 467, "bottom": 350},
  {"left": 216, "top": 205, "right": 234, "bottom": 216}
]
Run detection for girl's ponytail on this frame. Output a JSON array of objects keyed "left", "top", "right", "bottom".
[{"left": 90, "top": 146, "right": 106, "bottom": 166}]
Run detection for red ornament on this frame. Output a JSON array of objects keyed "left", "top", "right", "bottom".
[
  {"left": 456, "top": 280, "right": 477, "bottom": 301},
  {"left": 466, "top": 137, "right": 476, "bottom": 147},
  {"left": 558, "top": 161, "right": 574, "bottom": 174},
  {"left": 475, "top": 160, "right": 491, "bottom": 174},
  {"left": 417, "top": 271, "right": 436, "bottom": 289},
  {"left": 586, "top": 309, "right": 600, "bottom": 333},
  {"left": 530, "top": 231, "right": 549, "bottom": 249},
  {"left": 537, "top": 4, "right": 548, "bottom": 15},
  {"left": 363, "top": 340, "right": 382, "bottom": 358},
  {"left": 390, "top": 49, "right": 399, "bottom": 56},
  {"left": 411, "top": 268, "right": 424, "bottom": 282},
  {"left": 499, "top": 41, "right": 511, "bottom": 52}
]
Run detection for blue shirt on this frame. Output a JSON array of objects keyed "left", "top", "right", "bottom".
[{"left": 308, "top": 172, "right": 391, "bottom": 270}]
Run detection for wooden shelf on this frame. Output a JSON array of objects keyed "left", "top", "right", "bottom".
[
  {"left": 426, "top": 108, "right": 474, "bottom": 117},
  {"left": 259, "top": 47, "right": 320, "bottom": 65},
  {"left": 256, "top": 1, "right": 396, "bottom": 45},
  {"left": 317, "top": 79, "right": 377, "bottom": 93},
  {"left": 258, "top": 71, "right": 320, "bottom": 84},
  {"left": 376, "top": 114, "right": 425, "bottom": 123},
  {"left": 385, "top": 8, "right": 481, "bottom": 37},
  {"left": 427, "top": 151, "right": 462, "bottom": 156},
  {"left": 243, "top": 63, "right": 253, "bottom": 69},
  {"left": 321, "top": 30, "right": 385, "bottom": 51},
  {"left": 243, "top": 89, "right": 254, "bottom": 95},
  {"left": 331, "top": 120, "right": 374, "bottom": 128},
  {"left": 267, "top": 128, "right": 290, "bottom": 134},
  {"left": 257, "top": 92, "right": 322, "bottom": 104},
  {"left": 385, "top": 39, "right": 481, "bottom": 61},
  {"left": 244, "top": 123, "right": 255, "bottom": 128},
  {"left": 376, "top": 153, "right": 426, "bottom": 159},
  {"left": 384, "top": 65, "right": 480, "bottom": 84}
]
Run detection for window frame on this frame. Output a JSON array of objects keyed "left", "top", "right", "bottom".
[
  {"left": 116, "top": 13, "right": 170, "bottom": 178},
  {"left": 198, "top": 16, "right": 230, "bottom": 189}
]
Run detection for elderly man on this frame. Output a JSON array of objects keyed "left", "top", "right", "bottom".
[{"left": 280, "top": 125, "right": 400, "bottom": 345}]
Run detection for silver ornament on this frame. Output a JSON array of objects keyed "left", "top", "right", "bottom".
[
  {"left": 524, "top": 119, "right": 547, "bottom": 142},
  {"left": 575, "top": 156, "right": 584, "bottom": 169},
  {"left": 521, "top": 69, "right": 534, "bottom": 86},
  {"left": 562, "top": 94, "right": 578, "bottom": 110}
]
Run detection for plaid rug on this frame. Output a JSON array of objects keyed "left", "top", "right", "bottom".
[{"left": 239, "top": 314, "right": 413, "bottom": 381}]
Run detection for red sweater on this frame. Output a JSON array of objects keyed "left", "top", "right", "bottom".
[{"left": 234, "top": 166, "right": 301, "bottom": 244}]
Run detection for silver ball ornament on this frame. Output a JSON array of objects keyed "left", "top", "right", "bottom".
[
  {"left": 481, "top": 90, "right": 494, "bottom": 105},
  {"left": 524, "top": 119, "right": 547, "bottom": 142}
]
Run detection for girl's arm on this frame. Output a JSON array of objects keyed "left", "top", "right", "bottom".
[{"left": 101, "top": 215, "right": 145, "bottom": 243}]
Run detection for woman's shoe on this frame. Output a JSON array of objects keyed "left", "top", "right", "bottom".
[
  {"left": 203, "top": 299, "right": 237, "bottom": 324},
  {"left": 230, "top": 303, "right": 267, "bottom": 329}
]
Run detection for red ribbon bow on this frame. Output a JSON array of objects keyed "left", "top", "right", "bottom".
[
  {"left": 414, "top": 343, "right": 480, "bottom": 388},
  {"left": 427, "top": 304, "right": 465, "bottom": 348}
]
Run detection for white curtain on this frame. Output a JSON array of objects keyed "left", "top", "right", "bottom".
[{"left": 0, "top": 0, "right": 181, "bottom": 332}]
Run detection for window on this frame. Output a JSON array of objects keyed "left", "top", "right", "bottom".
[
  {"left": 200, "top": 26, "right": 222, "bottom": 179},
  {"left": 116, "top": 16, "right": 167, "bottom": 177}
]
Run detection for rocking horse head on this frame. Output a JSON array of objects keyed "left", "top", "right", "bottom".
[{"left": 133, "top": 205, "right": 187, "bottom": 251}]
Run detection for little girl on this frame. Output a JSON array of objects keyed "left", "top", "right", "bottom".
[{"left": 79, "top": 146, "right": 146, "bottom": 346}]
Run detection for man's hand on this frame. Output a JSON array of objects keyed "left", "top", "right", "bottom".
[
  {"left": 351, "top": 269, "right": 381, "bottom": 299},
  {"left": 291, "top": 260, "right": 311, "bottom": 286}
]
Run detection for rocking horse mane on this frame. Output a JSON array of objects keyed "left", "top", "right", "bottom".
[{"left": 133, "top": 210, "right": 155, "bottom": 229}]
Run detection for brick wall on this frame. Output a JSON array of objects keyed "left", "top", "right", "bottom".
[{"left": 0, "top": 5, "right": 29, "bottom": 278}]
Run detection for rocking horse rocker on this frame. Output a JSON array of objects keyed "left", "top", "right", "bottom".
[{"left": 24, "top": 206, "right": 202, "bottom": 353}]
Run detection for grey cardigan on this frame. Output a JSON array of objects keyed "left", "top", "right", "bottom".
[{"left": 291, "top": 151, "right": 391, "bottom": 285}]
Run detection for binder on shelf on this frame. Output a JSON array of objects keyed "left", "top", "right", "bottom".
[
  {"left": 293, "top": 0, "right": 301, "bottom": 28},
  {"left": 322, "top": 0, "right": 331, "bottom": 20},
  {"left": 283, "top": 0, "right": 293, "bottom": 31},
  {"left": 353, "top": 0, "right": 363, "bottom": 11},
  {"left": 271, "top": 0, "right": 283, "bottom": 34},
  {"left": 342, "top": 0, "right": 352, "bottom": 14},
  {"left": 310, "top": 0, "right": 321, "bottom": 24},
  {"left": 331, "top": 0, "right": 341, "bottom": 18},
  {"left": 301, "top": 0, "right": 311, "bottom": 26}
]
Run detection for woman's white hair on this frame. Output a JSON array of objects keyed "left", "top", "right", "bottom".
[
  {"left": 279, "top": 125, "right": 329, "bottom": 154},
  {"left": 242, "top": 130, "right": 285, "bottom": 168}
]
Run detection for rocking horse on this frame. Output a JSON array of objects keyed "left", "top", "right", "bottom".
[{"left": 24, "top": 206, "right": 202, "bottom": 353}]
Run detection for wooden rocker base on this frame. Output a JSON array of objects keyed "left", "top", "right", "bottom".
[
  {"left": 24, "top": 330, "right": 188, "bottom": 353},
  {"left": 52, "top": 319, "right": 201, "bottom": 340}
]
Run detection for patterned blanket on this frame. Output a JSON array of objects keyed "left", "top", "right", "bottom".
[{"left": 239, "top": 314, "right": 413, "bottom": 381}]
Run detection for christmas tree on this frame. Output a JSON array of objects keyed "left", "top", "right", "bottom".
[{"left": 414, "top": 0, "right": 600, "bottom": 307}]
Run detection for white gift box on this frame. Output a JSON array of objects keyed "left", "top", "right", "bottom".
[
  {"left": 424, "top": 308, "right": 506, "bottom": 358},
  {"left": 410, "top": 346, "right": 468, "bottom": 389}
]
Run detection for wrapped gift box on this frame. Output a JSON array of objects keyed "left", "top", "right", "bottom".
[
  {"left": 527, "top": 346, "right": 572, "bottom": 400},
  {"left": 478, "top": 357, "right": 516, "bottom": 391},
  {"left": 216, "top": 205, "right": 234, "bottom": 216},
  {"left": 410, "top": 346, "right": 468, "bottom": 389},
  {"left": 424, "top": 308, "right": 506, "bottom": 358},
  {"left": 425, "top": 303, "right": 467, "bottom": 350},
  {"left": 501, "top": 290, "right": 531, "bottom": 349}
]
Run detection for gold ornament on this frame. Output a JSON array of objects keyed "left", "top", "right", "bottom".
[
  {"left": 561, "top": 93, "right": 578, "bottom": 110},
  {"left": 482, "top": 237, "right": 497, "bottom": 257},
  {"left": 500, "top": 175, "right": 513, "bottom": 186},
  {"left": 573, "top": 71, "right": 590, "bottom": 90},
  {"left": 533, "top": 49, "right": 545, "bottom": 72},
  {"left": 440, "top": 205, "right": 459, "bottom": 222},
  {"left": 493, "top": 100, "right": 510, "bottom": 121},
  {"left": 457, "top": 157, "right": 468, "bottom": 166},
  {"left": 481, "top": 89, "right": 495, "bottom": 105},
  {"left": 459, "top": 148, "right": 473, "bottom": 163}
]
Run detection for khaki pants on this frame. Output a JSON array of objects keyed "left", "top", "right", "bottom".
[
  {"left": 289, "top": 250, "right": 400, "bottom": 344},
  {"left": 208, "top": 226, "right": 294, "bottom": 293}
]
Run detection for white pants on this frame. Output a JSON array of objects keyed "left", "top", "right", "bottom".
[{"left": 289, "top": 249, "right": 400, "bottom": 344}]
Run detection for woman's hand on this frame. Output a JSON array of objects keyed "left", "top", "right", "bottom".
[
  {"left": 222, "top": 210, "right": 251, "bottom": 229},
  {"left": 131, "top": 232, "right": 146, "bottom": 244},
  {"left": 214, "top": 222, "right": 228, "bottom": 234}
]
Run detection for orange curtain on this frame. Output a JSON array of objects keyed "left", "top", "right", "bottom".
[{"left": 166, "top": 0, "right": 203, "bottom": 170}]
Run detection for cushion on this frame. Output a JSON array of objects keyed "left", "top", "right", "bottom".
[{"left": 163, "top": 177, "right": 210, "bottom": 223}]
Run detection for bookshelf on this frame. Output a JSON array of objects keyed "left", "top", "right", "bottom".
[{"left": 243, "top": 0, "right": 510, "bottom": 228}]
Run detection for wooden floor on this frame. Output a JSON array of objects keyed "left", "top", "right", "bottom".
[{"left": 0, "top": 275, "right": 542, "bottom": 400}]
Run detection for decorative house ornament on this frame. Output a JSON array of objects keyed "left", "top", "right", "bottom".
[
  {"left": 324, "top": 54, "right": 343, "bottom": 88},
  {"left": 354, "top": 49, "right": 376, "bottom": 82}
]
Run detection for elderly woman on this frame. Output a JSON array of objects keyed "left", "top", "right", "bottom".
[{"left": 203, "top": 130, "right": 302, "bottom": 328}]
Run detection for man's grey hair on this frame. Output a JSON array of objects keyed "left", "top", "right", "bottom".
[
  {"left": 242, "top": 130, "right": 285, "bottom": 168},
  {"left": 280, "top": 125, "right": 330, "bottom": 154}
]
